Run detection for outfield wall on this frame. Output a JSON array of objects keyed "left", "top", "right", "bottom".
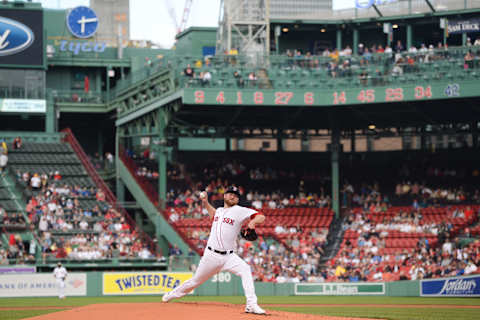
[{"left": 2, "top": 271, "right": 478, "bottom": 297}]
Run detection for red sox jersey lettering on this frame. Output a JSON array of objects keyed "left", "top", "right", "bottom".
[
  {"left": 223, "top": 217, "right": 235, "bottom": 225},
  {"left": 207, "top": 205, "right": 257, "bottom": 251}
]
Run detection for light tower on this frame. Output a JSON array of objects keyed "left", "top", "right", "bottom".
[{"left": 216, "top": 0, "right": 270, "bottom": 59}]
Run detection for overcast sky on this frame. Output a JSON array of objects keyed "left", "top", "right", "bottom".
[{"left": 33, "top": 0, "right": 221, "bottom": 48}]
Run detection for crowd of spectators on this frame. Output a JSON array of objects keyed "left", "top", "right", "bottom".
[
  {"left": 0, "top": 233, "right": 36, "bottom": 265},
  {"left": 178, "top": 40, "right": 480, "bottom": 90},
  {"left": 13, "top": 170, "right": 154, "bottom": 262},
  {"left": 120, "top": 149, "right": 480, "bottom": 281},
  {"left": 90, "top": 152, "right": 115, "bottom": 171},
  {"left": 322, "top": 206, "right": 480, "bottom": 282}
]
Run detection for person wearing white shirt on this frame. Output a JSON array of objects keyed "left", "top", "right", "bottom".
[
  {"left": 39, "top": 216, "right": 48, "bottom": 232},
  {"left": 30, "top": 174, "right": 41, "bottom": 189},
  {"left": 465, "top": 260, "right": 478, "bottom": 275},
  {"left": 79, "top": 220, "right": 88, "bottom": 230},
  {"left": 53, "top": 262, "right": 68, "bottom": 299}
]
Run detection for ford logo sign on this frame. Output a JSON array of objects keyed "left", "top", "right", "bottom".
[{"left": 0, "top": 17, "right": 35, "bottom": 56}]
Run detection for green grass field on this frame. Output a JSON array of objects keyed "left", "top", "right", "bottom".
[{"left": 0, "top": 296, "right": 479, "bottom": 320}]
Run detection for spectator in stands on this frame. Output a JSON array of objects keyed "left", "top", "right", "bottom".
[
  {"left": 248, "top": 72, "right": 257, "bottom": 87},
  {"left": 12, "top": 137, "right": 22, "bottom": 150},
  {"left": 201, "top": 70, "right": 212, "bottom": 86},
  {"left": 0, "top": 141, "right": 7, "bottom": 174},
  {"left": 0, "top": 206, "right": 5, "bottom": 224},
  {"left": 0, "top": 249, "right": 8, "bottom": 265},
  {"left": 183, "top": 64, "right": 194, "bottom": 78},
  {"left": 30, "top": 173, "right": 41, "bottom": 190},
  {"left": 464, "top": 51, "right": 474, "bottom": 69},
  {"left": 465, "top": 259, "right": 478, "bottom": 274},
  {"left": 53, "top": 171, "right": 62, "bottom": 181},
  {"left": 234, "top": 70, "right": 244, "bottom": 87},
  {"left": 395, "top": 40, "right": 404, "bottom": 53},
  {"left": 96, "top": 189, "right": 106, "bottom": 202}
]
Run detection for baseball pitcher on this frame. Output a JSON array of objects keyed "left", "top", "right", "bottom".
[{"left": 162, "top": 186, "right": 266, "bottom": 314}]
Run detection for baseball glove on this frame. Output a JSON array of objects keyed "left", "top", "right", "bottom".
[{"left": 241, "top": 228, "right": 258, "bottom": 241}]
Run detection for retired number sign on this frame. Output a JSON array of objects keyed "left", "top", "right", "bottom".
[{"left": 191, "top": 85, "right": 438, "bottom": 107}]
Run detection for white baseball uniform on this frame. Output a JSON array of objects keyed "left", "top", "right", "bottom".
[
  {"left": 53, "top": 266, "right": 68, "bottom": 298},
  {"left": 165, "top": 204, "right": 259, "bottom": 305}
]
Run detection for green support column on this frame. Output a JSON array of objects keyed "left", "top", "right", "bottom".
[
  {"left": 406, "top": 24, "right": 412, "bottom": 50},
  {"left": 116, "top": 178, "right": 125, "bottom": 203},
  {"left": 353, "top": 29, "right": 359, "bottom": 55},
  {"left": 351, "top": 130, "right": 356, "bottom": 153},
  {"left": 158, "top": 109, "right": 167, "bottom": 209},
  {"left": 96, "top": 69, "right": 101, "bottom": 93},
  {"left": 115, "top": 129, "right": 125, "bottom": 203},
  {"left": 134, "top": 211, "right": 143, "bottom": 229},
  {"left": 331, "top": 128, "right": 340, "bottom": 218},
  {"left": 336, "top": 28, "right": 342, "bottom": 51},
  {"left": 106, "top": 65, "right": 111, "bottom": 99},
  {"left": 45, "top": 92, "right": 55, "bottom": 133},
  {"left": 277, "top": 130, "right": 283, "bottom": 152},
  {"left": 462, "top": 33, "right": 468, "bottom": 46}
]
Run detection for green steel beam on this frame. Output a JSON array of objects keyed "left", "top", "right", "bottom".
[
  {"left": 45, "top": 93, "right": 55, "bottom": 133},
  {"left": 157, "top": 108, "right": 168, "bottom": 209},
  {"left": 117, "top": 159, "right": 192, "bottom": 257},
  {"left": 56, "top": 103, "right": 107, "bottom": 113},
  {"left": 331, "top": 127, "right": 340, "bottom": 218},
  {"left": 336, "top": 29, "right": 342, "bottom": 51},
  {"left": 406, "top": 24, "right": 413, "bottom": 50},
  {"left": 47, "top": 58, "right": 130, "bottom": 68},
  {"left": 353, "top": 29, "right": 359, "bottom": 55},
  {"left": 115, "top": 90, "right": 183, "bottom": 127},
  {"left": 269, "top": 8, "right": 480, "bottom": 25}
]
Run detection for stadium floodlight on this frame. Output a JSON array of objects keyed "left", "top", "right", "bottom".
[{"left": 368, "top": 124, "right": 376, "bottom": 130}]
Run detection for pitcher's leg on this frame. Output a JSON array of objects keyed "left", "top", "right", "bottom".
[
  {"left": 167, "top": 253, "right": 222, "bottom": 300},
  {"left": 222, "top": 254, "right": 257, "bottom": 306}
]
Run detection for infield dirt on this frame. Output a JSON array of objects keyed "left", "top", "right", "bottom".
[{"left": 22, "top": 302, "right": 382, "bottom": 320}]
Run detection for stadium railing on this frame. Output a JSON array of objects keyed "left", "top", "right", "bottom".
[
  {"left": 61, "top": 128, "right": 157, "bottom": 253},
  {"left": 51, "top": 90, "right": 106, "bottom": 104}
]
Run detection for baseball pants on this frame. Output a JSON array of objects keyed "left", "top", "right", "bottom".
[
  {"left": 167, "top": 249, "right": 258, "bottom": 305},
  {"left": 56, "top": 279, "right": 65, "bottom": 298}
]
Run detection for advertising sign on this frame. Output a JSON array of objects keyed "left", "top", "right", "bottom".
[
  {"left": 103, "top": 272, "right": 193, "bottom": 295},
  {"left": 0, "top": 9, "right": 43, "bottom": 66},
  {"left": 60, "top": 6, "right": 106, "bottom": 55},
  {"left": 295, "top": 282, "right": 385, "bottom": 295},
  {"left": 0, "top": 266, "right": 36, "bottom": 274},
  {"left": 333, "top": 0, "right": 397, "bottom": 11},
  {"left": 447, "top": 19, "right": 480, "bottom": 34},
  {"left": 0, "top": 99, "right": 46, "bottom": 113},
  {"left": 0, "top": 273, "right": 86, "bottom": 297},
  {"left": 421, "top": 275, "right": 480, "bottom": 297}
]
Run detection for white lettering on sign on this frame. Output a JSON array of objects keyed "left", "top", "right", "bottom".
[
  {"left": 439, "top": 279, "right": 477, "bottom": 295},
  {"left": 0, "top": 30, "right": 11, "bottom": 50}
]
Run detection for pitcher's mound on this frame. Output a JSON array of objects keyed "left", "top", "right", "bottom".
[{"left": 24, "top": 302, "right": 379, "bottom": 320}]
